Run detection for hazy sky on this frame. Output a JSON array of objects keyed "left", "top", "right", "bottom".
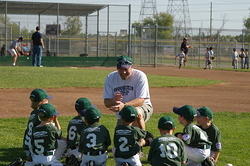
[
  {"left": 56, "top": 0, "right": 250, "bottom": 30},
  {"left": 5, "top": 0, "right": 250, "bottom": 31}
]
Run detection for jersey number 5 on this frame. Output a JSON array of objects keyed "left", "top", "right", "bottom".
[{"left": 159, "top": 143, "right": 178, "bottom": 159}]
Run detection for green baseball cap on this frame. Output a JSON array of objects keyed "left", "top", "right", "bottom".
[
  {"left": 84, "top": 107, "right": 101, "bottom": 121},
  {"left": 38, "top": 103, "right": 58, "bottom": 119},
  {"left": 158, "top": 116, "right": 175, "bottom": 130},
  {"left": 119, "top": 106, "right": 138, "bottom": 122},
  {"left": 173, "top": 105, "right": 197, "bottom": 121},
  {"left": 30, "top": 89, "right": 50, "bottom": 102},
  {"left": 75, "top": 97, "right": 93, "bottom": 116},
  {"left": 197, "top": 106, "right": 213, "bottom": 119},
  {"left": 117, "top": 56, "right": 133, "bottom": 69}
]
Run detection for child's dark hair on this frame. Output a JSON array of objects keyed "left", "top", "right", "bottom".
[{"left": 86, "top": 118, "right": 99, "bottom": 125}]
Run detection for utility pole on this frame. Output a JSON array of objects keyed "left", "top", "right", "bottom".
[
  {"left": 139, "top": 0, "right": 157, "bottom": 22},
  {"left": 210, "top": 2, "right": 213, "bottom": 37},
  {"left": 167, "top": 0, "right": 192, "bottom": 36}
]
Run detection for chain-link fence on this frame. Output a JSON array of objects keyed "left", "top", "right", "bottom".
[{"left": 132, "top": 26, "right": 250, "bottom": 68}]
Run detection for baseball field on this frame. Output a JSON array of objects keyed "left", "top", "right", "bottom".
[{"left": 0, "top": 66, "right": 249, "bottom": 166}]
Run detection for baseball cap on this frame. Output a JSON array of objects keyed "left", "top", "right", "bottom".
[
  {"left": 30, "top": 89, "right": 50, "bottom": 102},
  {"left": 75, "top": 97, "right": 93, "bottom": 116},
  {"left": 173, "top": 105, "right": 197, "bottom": 121},
  {"left": 119, "top": 106, "right": 138, "bottom": 122},
  {"left": 117, "top": 56, "right": 133, "bottom": 69},
  {"left": 158, "top": 116, "right": 175, "bottom": 130},
  {"left": 38, "top": 103, "right": 58, "bottom": 119},
  {"left": 197, "top": 106, "right": 213, "bottom": 119},
  {"left": 84, "top": 107, "right": 101, "bottom": 121}
]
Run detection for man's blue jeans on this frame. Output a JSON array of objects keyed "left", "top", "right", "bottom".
[{"left": 32, "top": 45, "right": 43, "bottom": 66}]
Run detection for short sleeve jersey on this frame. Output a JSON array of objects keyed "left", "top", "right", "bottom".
[
  {"left": 114, "top": 125, "right": 146, "bottom": 159},
  {"left": 78, "top": 123, "right": 111, "bottom": 154},
  {"left": 23, "top": 110, "right": 41, "bottom": 150},
  {"left": 31, "top": 123, "right": 62, "bottom": 155},
  {"left": 32, "top": 32, "right": 42, "bottom": 46},
  {"left": 180, "top": 42, "right": 188, "bottom": 54},
  {"left": 232, "top": 51, "right": 239, "bottom": 60},
  {"left": 103, "top": 69, "right": 151, "bottom": 106},
  {"left": 182, "top": 124, "right": 211, "bottom": 148},
  {"left": 199, "top": 124, "right": 221, "bottom": 152},
  {"left": 148, "top": 134, "right": 187, "bottom": 166},
  {"left": 9, "top": 40, "right": 20, "bottom": 49},
  {"left": 66, "top": 116, "right": 87, "bottom": 149}
]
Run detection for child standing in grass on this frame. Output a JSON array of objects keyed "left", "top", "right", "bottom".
[
  {"left": 148, "top": 115, "right": 187, "bottom": 166},
  {"left": 196, "top": 106, "right": 222, "bottom": 164},
  {"left": 114, "top": 105, "right": 146, "bottom": 166},
  {"left": 25, "top": 103, "right": 63, "bottom": 166},
  {"left": 79, "top": 107, "right": 111, "bottom": 166},
  {"left": 23, "top": 89, "right": 50, "bottom": 161},
  {"left": 65, "top": 98, "right": 92, "bottom": 165},
  {"left": 173, "top": 105, "right": 211, "bottom": 166}
]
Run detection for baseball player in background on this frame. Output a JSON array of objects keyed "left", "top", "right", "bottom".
[
  {"left": 239, "top": 48, "right": 246, "bottom": 69},
  {"left": 180, "top": 37, "right": 192, "bottom": 66},
  {"left": 65, "top": 98, "right": 93, "bottom": 165},
  {"left": 78, "top": 107, "right": 111, "bottom": 166},
  {"left": 173, "top": 105, "right": 211, "bottom": 166},
  {"left": 244, "top": 49, "right": 249, "bottom": 69},
  {"left": 176, "top": 49, "right": 186, "bottom": 69},
  {"left": 148, "top": 116, "right": 187, "bottom": 166},
  {"left": 204, "top": 47, "right": 214, "bottom": 70},
  {"left": 8, "top": 36, "right": 23, "bottom": 66},
  {"left": 23, "top": 89, "right": 50, "bottom": 161},
  {"left": 114, "top": 106, "right": 146, "bottom": 166},
  {"left": 232, "top": 48, "right": 239, "bottom": 69},
  {"left": 196, "top": 107, "right": 222, "bottom": 164},
  {"left": 25, "top": 103, "right": 63, "bottom": 166},
  {"left": 103, "top": 55, "right": 153, "bottom": 130}
]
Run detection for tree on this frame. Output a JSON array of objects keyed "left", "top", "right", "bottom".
[
  {"left": 132, "top": 12, "right": 174, "bottom": 39},
  {"left": 243, "top": 17, "right": 250, "bottom": 42},
  {"left": 62, "top": 16, "right": 82, "bottom": 36}
]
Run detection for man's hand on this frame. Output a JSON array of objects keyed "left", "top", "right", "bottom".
[
  {"left": 109, "top": 101, "right": 125, "bottom": 112},
  {"left": 113, "top": 92, "right": 123, "bottom": 102}
]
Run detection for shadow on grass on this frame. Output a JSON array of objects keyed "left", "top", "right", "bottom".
[{"left": 0, "top": 147, "right": 25, "bottom": 163}]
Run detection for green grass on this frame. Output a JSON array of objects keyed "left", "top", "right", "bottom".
[
  {"left": 0, "top": 66, "right": 220, "bottom": 88},
  {"left": 0, "top": 112, "right": 249, "bottom": 166}
]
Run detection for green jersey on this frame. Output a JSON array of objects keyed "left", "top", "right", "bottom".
[
  {"left": 148, "top": 134, "right": 187, "bottom": 166},
  {"left": 31, "top": 123, "right": 62, "bottom": 155},
  {"left": 182, "top": 124, "right": 211, "bottom": 148},
  {"left": 23, "top": 109, "right": 41, "bottom": 150},
  {"left": 198, "top": 123, "right": 221, "bottom": 152},
  {"left": 66, "top": 116, "right": 87, "bottom": 149},
  {"left": 114, "top": 125, "right": 146, "bottom": 159},
  {"left": 79, "top": 123, "right": 111, "bottom": 155}
]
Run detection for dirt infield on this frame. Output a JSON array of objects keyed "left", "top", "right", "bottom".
[{"left": 0, "top": 66, "right": 249, "bottom": 118}]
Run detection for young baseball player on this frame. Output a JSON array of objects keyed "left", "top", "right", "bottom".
[
  {"left": 232, "top": 48, "right": 239, "bottom": 69},
  {"left": 176, "top": 49, "right": 185, "bottom": 69},
  {"left": 148, "top": 115, "right": 187, "bottom": 166},
  {"left": 196, "top": 106, "right": 222, "bottom": 164},
  {"left": 78, "top": 107, "right": 111, "bottom": 166},
  {"left": 23, "top": 89, "right": 50, "bottom": 161},
  {"left": 173, "top": 105, "right": 211, "bottom": 166},
  {"left": 8, "top": 36, "right": 23, "bottom": 66},
  {"left": 65, "top": 98, "right": 92, "bottom": 164},
  {"left": 25, "top": 103, "right": 63, "bottom": 166},
  {"left": 114, "top": 105, "right": 147, "bottom": 166}
]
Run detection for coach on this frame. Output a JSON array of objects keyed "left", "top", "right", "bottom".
[
  {"left": 103, "top": 56, "right": 153, "bottom": 130},
  {"left": 31, "top": 26, "right": 44, "bottom": 67}
]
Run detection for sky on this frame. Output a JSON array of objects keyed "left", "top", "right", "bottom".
[
  {"left": 51, "top": 0, "right": 250, "bottom": 30},
  {"left": 4, "top": 0, "right": 250, "bottom": 32}
]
